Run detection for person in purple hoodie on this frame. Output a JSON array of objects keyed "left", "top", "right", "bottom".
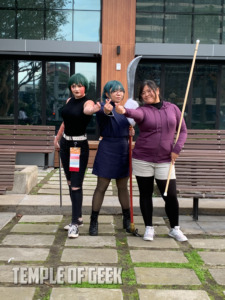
[{"left": 115, "top": 79, "right": 188, "bottom": 242}]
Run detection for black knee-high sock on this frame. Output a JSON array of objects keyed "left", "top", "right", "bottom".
[
  {"left": 71, "top": 188, "right": 82, "bottom": 225},
  {"left": 155, "top": 179, "right": 179, "bottom": 228},
  {"left": 136, "top": 176, "right": 154, "bottom": 226}
]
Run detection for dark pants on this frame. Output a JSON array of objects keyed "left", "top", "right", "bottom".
[{"left": 60, "top": 137, "right": 89, "bottom": 224}]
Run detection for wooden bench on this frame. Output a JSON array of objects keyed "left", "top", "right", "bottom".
[
  {"left": 176, "top": 129, "right": 225, "bottom": 220},
  {"left": 0, "top": 125, "right": 55, "bottom": 169},
  {"left": 0, "top": 151, "right": 16, "bottom": 194}
]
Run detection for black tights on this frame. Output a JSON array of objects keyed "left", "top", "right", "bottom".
[
  {"left": 136, "top": 176, "right": 179, "bottom": 228},
  {"left": 92, "top": 176, "right": 130, "bottom": 212}
]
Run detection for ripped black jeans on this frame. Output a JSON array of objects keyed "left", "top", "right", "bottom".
[{"left": 60, "top": 137, "right": 89, "bottom": 224}]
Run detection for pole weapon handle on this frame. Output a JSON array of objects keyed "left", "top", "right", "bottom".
[{"left": 164, "top": 40, "right": 200, "bottom": 196}]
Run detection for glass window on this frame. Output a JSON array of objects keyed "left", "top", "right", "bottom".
[
  {"left": 136, "top": 13, "right": 163, "bottom": 43},
  {"left": 136, "top": 0, "right": 164, "bottom": 13},
  {"left": 46, "top": 62, "right": 70, "bottom": 127},
  {"left": 165, "top": 14, "right": 191, "bottom": 43},
  {"left": 46, "top": 10, "right": 72, "bottom": 40},
  {"left": 17, "top": 0, "right": 44, "bottom": 9},
  {"left": 165, "top": 0, "right": 192, "bottom": 13},
  {"left": 0, "top": 10, "right": 15, "bottom": 38},
  {"left": 134, "top": 63, "right": 161, "bottom": 101},
  {"left": 194, "top": 0, "right": 222, "bottom": 14},
  {"left": 0, "top": 60, "right": 14, "bottom": 125},
  {"left": 17, "top": 10, "right": 44, "bottom": 39},
  {"left": 73, "top": 11, "right": 100, "bottom": 42},
  {"left": 46, "top": 0, "right": 73, "bottom": 9},
  {"left": 164, "top": 64, "right": 190, "bottom": 123},
  {"left": 75, "top": 62, "right": 98, "bottom": 137},
  {"left": 18, "top": 61, "right": 42, "bottom": 125},
  {"left": 0, "top": 0, "right": 15, "bottom": 7},
  {"left": 193, "top": 15, "right": 221, "bottom": 44},
  {"left": 192, "top": 64, "right": 218, "bottom": 129},
  {"left": 74, "top": 0, "right": 101, "bottom": 10}
]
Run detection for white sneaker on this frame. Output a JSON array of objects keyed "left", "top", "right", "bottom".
[
  {"left": 143, "top": 226, "right": 154, "bottom": 241},
  {"left": 64, "top": 219, "right": 83, "bottom": 230},
  {"left": 68, "top": 224, "right": 79, "bottom": 238},
  {"left": 168, "top": 226, "right": 188, "bottom": 242}
]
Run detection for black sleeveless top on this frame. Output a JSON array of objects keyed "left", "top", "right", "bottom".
[{"left": 61, "top": 95, "right": 92, "bottom": 136}]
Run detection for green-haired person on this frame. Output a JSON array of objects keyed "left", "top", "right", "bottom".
[
  {"left": 54, "top": 73, "right": 100, "bottom": 239},
  {"left": 89, "top": 80, "right": 138, "bottom": 236}
]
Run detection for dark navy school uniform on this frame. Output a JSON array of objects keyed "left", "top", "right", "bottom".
[{"left": 92, "top": 102, "right": 130, "bottom": 179}]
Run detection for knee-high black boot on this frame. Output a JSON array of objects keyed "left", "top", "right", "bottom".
[
  {"left": 89, "top": 211, "right": 99, "bottom": 236},
  {"left": 122, "top": 208, "right": 131, "bottom": 233}
]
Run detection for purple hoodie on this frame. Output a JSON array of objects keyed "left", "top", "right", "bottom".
[{"left": 124, "top": 101, "right": 187, "bottom": 163}]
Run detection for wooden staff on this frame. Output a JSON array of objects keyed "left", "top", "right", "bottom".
[{"left": 164, "top": 40, "right": 200, "bottom": 196}]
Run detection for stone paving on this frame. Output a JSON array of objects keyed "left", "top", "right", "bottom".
[
  {"left": 0, "top": 168, "right": 224, "bottom": 299},
  {"left": 0, "top": 213, "right": 224, "bottom": 299}
]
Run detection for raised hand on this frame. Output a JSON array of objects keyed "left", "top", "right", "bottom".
[
  {"left": 104, "top": 99, "right": 113, "bottom": 114},
  {"left": 115, "top": 102, "right": 126, "bottom": 114}
]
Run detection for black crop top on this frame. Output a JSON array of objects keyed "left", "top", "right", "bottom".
[{"left": 61, "top": 95, "right": 92, "bottom": 136}]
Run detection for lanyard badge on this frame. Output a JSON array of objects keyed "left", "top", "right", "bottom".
[{"left": 69, "top": 147, "right": 80, "bottom": 172}]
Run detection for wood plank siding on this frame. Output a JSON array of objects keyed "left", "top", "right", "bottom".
[{"left": 101, "top": 0, "right": 136, "bottom": 104}]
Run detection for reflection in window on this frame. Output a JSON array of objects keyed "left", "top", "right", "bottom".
[
  {"left": 0, "top": 60, "right": 14, "bottom": 124},
  {"left": 46, "top": 62, "right": 70, "bottom": 127},
  {"left": 74, "top": 0, "right": 101, "bottom": 10},
  {"left": 136, "top": 13, "right": 163, "bottom": 43},
  {"left": 136, "top": 0, "right": 164, "bottom": 13},
  {"left": 18, "top": 61, "right": 42, "bottom": 125},
  {"left": 164, "top": 64, "right": 190, "bottom": 123},
  {"left": 165, "top": 14, "right": 191, "bottom": 43},
  {"left": 220, "top": 66, "right": 225, "bottom": 129},
  {"left": 165, "top": 0, "right": 193, "bottom": 13},
  {"left": 0, "top": 10, "right": 15, "bottom": 38},
  {"left": 73, "top": 11, "right": 100, "bottom": 42},
  {"left": 17, "top": 10, "right": 44, "bottom": 40},
  {"left": 17, "top": 0, "right": 44, "bottom": 8},
  {"left": 194, "top": 0, "right": 222, "bottom": 13},
  {"left": 46, "top": 0, "right": 73, "bottom": 9},
  {"left": 193, "top": 15, "right": 221, "bottom": 44},
  {"left": 46, "top": 10, "right": 72, "bottom": 41},
  {"left": 192, "top": 64, "right": 218, "bottom": 129}
]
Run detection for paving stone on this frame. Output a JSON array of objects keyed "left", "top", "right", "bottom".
[
  {"left": 135, "top": 267, "right": 201, "bottom": 285},
  {"left": 130, "top": 250, "right": 188, "bottom": 263},
  {"left": 0, "top": 212, "right": 16, "bottom": 230},
  {"left": 209, "top": 268, "right": 225, "bottom": 285},
  {"left": 65, "top": 236, "right": 116, "bottom": 247},
  {"left": 127, "top": 236, "right": 179, "bottom": 248},
  {"left": 82, "top": 215, "right": 114, "bottom": 223},
  {"left": 133, "top": 225, "right": 169, "bottom": 235},
  {"left": 133, "top": 216, "right": 165, "bottom": 225},
  {"left": 1, "top": 234, "right": 55, "bottom": 246},
  {"left": 50, "top": 287, "right": 122, "bottom": 300},
  {"left": 0, "top": 265, "right": 44, "bottom": 283},
  {"left": 0, "top": 247, "right": 49, "bottom": 261},
  {"left": 61, "top": 249, "right": 118, "bottom": 263},
  {"left": 138, "top": 289, "right": 210, "bottom": 300},
  {"left": 178, "top": 221, "right": 204, "bottom": 234},
  {"left": 79, "top": 224, "right": 115, "bottom": 235},
  {"left": 10, "top": 224, "right": 58, "bottom": 233},
  {"left": 198, "top": 252, "right": 225, "bottom": 265},
  {"left": 19, "top": 215, "right": 63, "bottom": 223},
  {"left": 0, "top": 287, "right": 35, "bottom": 300},
  {"left": 189, "top": 239, "right": 225, "bottom": 249},
  {"left": 195, "top": 222, "right": 225, "bottom": 235}
]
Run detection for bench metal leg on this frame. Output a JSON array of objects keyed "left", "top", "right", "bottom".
[
  {"left": 44, "top": 153, "right": 48, "bottom": 170},
  {"left": 193, "top": 197, "right": 199, "bottom": 221}
]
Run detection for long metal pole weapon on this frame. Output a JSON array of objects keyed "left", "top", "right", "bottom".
[{"left": 164, "top": 40, "right": 200, "bottom": 196}]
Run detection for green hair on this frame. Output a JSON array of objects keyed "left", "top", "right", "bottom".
[
  {"left": 68, "top": 73, "right": 89, "bottom": 93},
  {"left": 102, "top": 80, "right": 125, "bottom": 101}
]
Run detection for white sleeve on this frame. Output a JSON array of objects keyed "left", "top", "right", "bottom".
[{"left": 124, "top": 98, "right": 139, "bottom": 126}]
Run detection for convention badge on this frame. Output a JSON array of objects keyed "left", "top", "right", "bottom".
[{"left": 69, "top": 147, "right": 80, "bottom": 172}]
